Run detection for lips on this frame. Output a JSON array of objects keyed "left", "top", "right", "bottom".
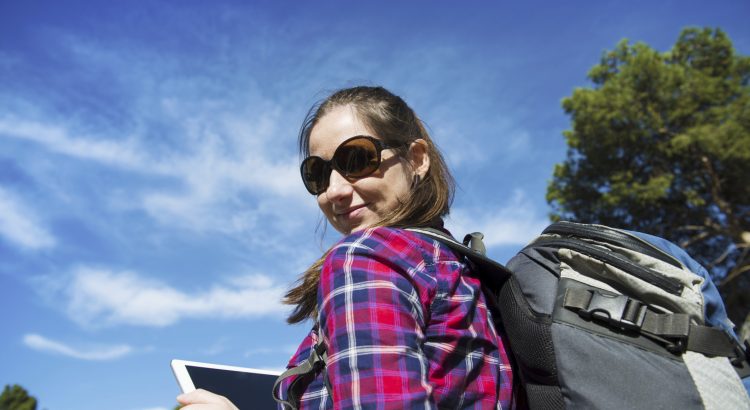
[{"left": 335, "top": 204, "right": 366, "bottom": 217}]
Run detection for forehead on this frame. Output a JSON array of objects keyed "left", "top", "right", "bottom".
[{"left": 308, "top": 105, "right": 375, "bottom": 157}]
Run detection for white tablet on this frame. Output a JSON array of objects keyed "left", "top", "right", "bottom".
[{"left": 171, "top": 359, "right": 282, "bottom": 409}]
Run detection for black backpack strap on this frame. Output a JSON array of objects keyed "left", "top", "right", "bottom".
[
  {"left": 407, "top": 228, "right": 566, "bottom": 408},
  {"left": 272, "top": 331, "right": 328, "bottom": 409},
  {"left": 405, "top": 227, "right": 512, "bottom": 288}
]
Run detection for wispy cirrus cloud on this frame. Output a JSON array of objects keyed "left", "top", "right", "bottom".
[
  {"left": 0, "top": 110, "right": 311, "bottom": 238},
  {"left": 23, "top": 333, "right": 132, "bottom": 360},
  {"left": 0, "top": 118, "right": 145, "bottom": 169},
  {"left": 58, "top": 266, "right": 288, "bottom": 328},
  {"left": 0, "top": 31, "right": 312, "bottom": 239},
  {"left": 0, "top": 187, "right": 55, "bottom": 250}
]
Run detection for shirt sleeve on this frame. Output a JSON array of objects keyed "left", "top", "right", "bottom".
[{"left": 317, "top": 228, "right": 436, "bottom": 409}]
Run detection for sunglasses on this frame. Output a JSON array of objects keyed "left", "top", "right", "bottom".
[{"left": 300, "top": 135, "right": 404, "bottom": 195}]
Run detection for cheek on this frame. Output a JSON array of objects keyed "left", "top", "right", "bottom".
[
  {"left": 316, "top": 195, "right": 340, "bottom": 227},
  {"left": 375, "top": 170, "right": 412, "bottom": 207},
  {"left": 388, "top": 181, "right": 411, "bottom": 206},
  {"left": 316, "top": 195, "right": 331, "bottom": 214}
]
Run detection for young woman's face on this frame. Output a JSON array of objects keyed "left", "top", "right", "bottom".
[{"left": 308, "top": 105, "right": 414, "bottom": 235}]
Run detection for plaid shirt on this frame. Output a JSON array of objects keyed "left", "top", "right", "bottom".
[{"left": 280, "top": 227, "right": 516, "bottom": 409}]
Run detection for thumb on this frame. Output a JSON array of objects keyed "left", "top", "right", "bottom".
[
  {"left": 176, "top": 389, "right": 238, "bottom": 409},
  {"left": 177, "top": 388, "right": 215, "bottom": 404}
]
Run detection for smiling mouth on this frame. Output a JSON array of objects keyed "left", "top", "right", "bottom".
[{"left": 336, "top": 204, "right": 366, "bottom": 216}]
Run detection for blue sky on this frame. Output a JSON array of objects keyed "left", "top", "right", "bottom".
[{"left": 1, "top": 1, "right": 748, "bottom": 409}]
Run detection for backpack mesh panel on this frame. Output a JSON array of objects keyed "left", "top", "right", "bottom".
[
  {"left": 496, "top": 276, "right": 561, "bottom": 394},
  {"left": 524, "top": 383, "right": 566, "bottom": 409}
]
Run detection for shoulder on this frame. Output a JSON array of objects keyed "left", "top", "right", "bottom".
[
  {"left": 318, "top": 228, "right": 441, "bottom": 323},
  {"left": 319, "top": 226, "right": 464, "bottom": 296},
  {"left": 326, "top": 226, "right": 459, "bottom": 265},
  {"left": 320, "top": 226, "right": 467, "bottom": 286}
]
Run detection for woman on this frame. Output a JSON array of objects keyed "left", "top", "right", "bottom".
[{"left": 177, "top": 86, "right": 516, "bottom": 409}]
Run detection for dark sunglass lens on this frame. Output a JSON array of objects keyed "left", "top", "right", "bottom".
[
  {"left": 301, "top": 157, "right": 328, "bottom": 194},
  {"left": 336, "top": 138, "right": 378, "bottom": 177}
]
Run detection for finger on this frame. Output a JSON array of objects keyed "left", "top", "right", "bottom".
[
  {"left": 176, "top": 389, "right": 224, "bottom": 404},
  {"left": 176, "top": 389, "right": 238, "bottom": 409},
  {"left": 177, "top": 405, "right": 222, "bottom": 410}
]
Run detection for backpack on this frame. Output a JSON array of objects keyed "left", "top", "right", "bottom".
[
  {"left": 411, "top": 221, "right": 750, "bottom": 409},
  {"left": 274, "top": 222, "right": 750, "bottom": 409}
]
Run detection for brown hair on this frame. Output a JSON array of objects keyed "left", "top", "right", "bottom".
[{"left": 284, "top": 86, "right": 455, "bottom": 324}]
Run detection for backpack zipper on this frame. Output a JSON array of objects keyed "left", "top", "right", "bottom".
[
  {"left": 532, "top": 237, "right": 684, "bottom": 296},
  {"left": 543, "top": 222, "right": 684, "bottom": 269}
]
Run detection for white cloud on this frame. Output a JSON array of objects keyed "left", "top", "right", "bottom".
[
  {"left": 23, "top": 333, "right": 132, "bottom": 360},
  {"left": 0, "top": 111, "right": 312, "bottom": 238},
  {"left": 0, "top": 118, "right": 145, "bottom": 169},
  {"left": 0, "top": 187, "right": 55, "bottom": 250},
  {"left": 446, "top": 189, "right": 549, "bottom": 248},
  {"left": 137, "top": 133, "right": 309, "bottom": 235},
  {"left": 63, "top": 267, "right": 288, "bottom": 327}
]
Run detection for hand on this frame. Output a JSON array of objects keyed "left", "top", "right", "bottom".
[{"left": 176, "top": 389, "right": 239, "bottom": 410}]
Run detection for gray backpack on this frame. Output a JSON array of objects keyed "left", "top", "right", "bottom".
[
  {"left": 274, "top": 222, "right": 750, "bottom": 409},
  {"left": 412, "top": 221, "right": 749, "bottom": 409}
]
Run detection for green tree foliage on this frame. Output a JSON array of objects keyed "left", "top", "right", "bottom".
[
  {"left": 548, "top": 27, "right": 750, "bottom": 325},
  {"left": 0, "top": 385, "right": 37, "bottom": 410}
]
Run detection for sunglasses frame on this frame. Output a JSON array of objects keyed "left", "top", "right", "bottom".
[{"left": 300, "top": 135, "right": 404, "bottom": 195}]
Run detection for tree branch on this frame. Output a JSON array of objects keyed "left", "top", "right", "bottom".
[
  {"left": 707, "top": 245, "right": 734, "bottom": 269},
  {"left": 701, "top": 156, "right": 739, "bottom": 236},
  {"left": 677, "top": 225, "right": 712, "bottom": 232},
  {"left": 679, "top": 230, "right": 711, "bottom": 249},
  {"left": 719, "top": 247, "right": 750, "bottom": 287},
  {"left": 719, "top": 263, "right": 750, "bottom": 287}
]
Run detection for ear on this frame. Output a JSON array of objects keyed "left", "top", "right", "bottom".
[{"left": 407, "top": 139, "right": 430, "bottom": 178}]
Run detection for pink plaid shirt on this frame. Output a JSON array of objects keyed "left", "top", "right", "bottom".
[{"left": 280, "top": 227, "right": 516, "bottom": 409}]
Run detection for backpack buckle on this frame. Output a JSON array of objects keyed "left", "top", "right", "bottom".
[
  {"left": 665, "top": 337, "right": 688, "bottom": 354},
  {"left": 577, "top": 290, "right": 647, "bottom": 331}
]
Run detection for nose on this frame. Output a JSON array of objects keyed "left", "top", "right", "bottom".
[{"left": 324, "top": 169, "right": 353, "bottom": 202}]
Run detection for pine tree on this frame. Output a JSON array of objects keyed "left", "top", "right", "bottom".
[
  {"left": 0, "top": 385, "right": 37, "bottom": 410},
  {"left": 548, "top": 27, "right": 750, "bottom": 326}
]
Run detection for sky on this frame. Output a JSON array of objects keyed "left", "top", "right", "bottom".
[{"left": 1, "top": 1, "right": 748, "bottom": 409}]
